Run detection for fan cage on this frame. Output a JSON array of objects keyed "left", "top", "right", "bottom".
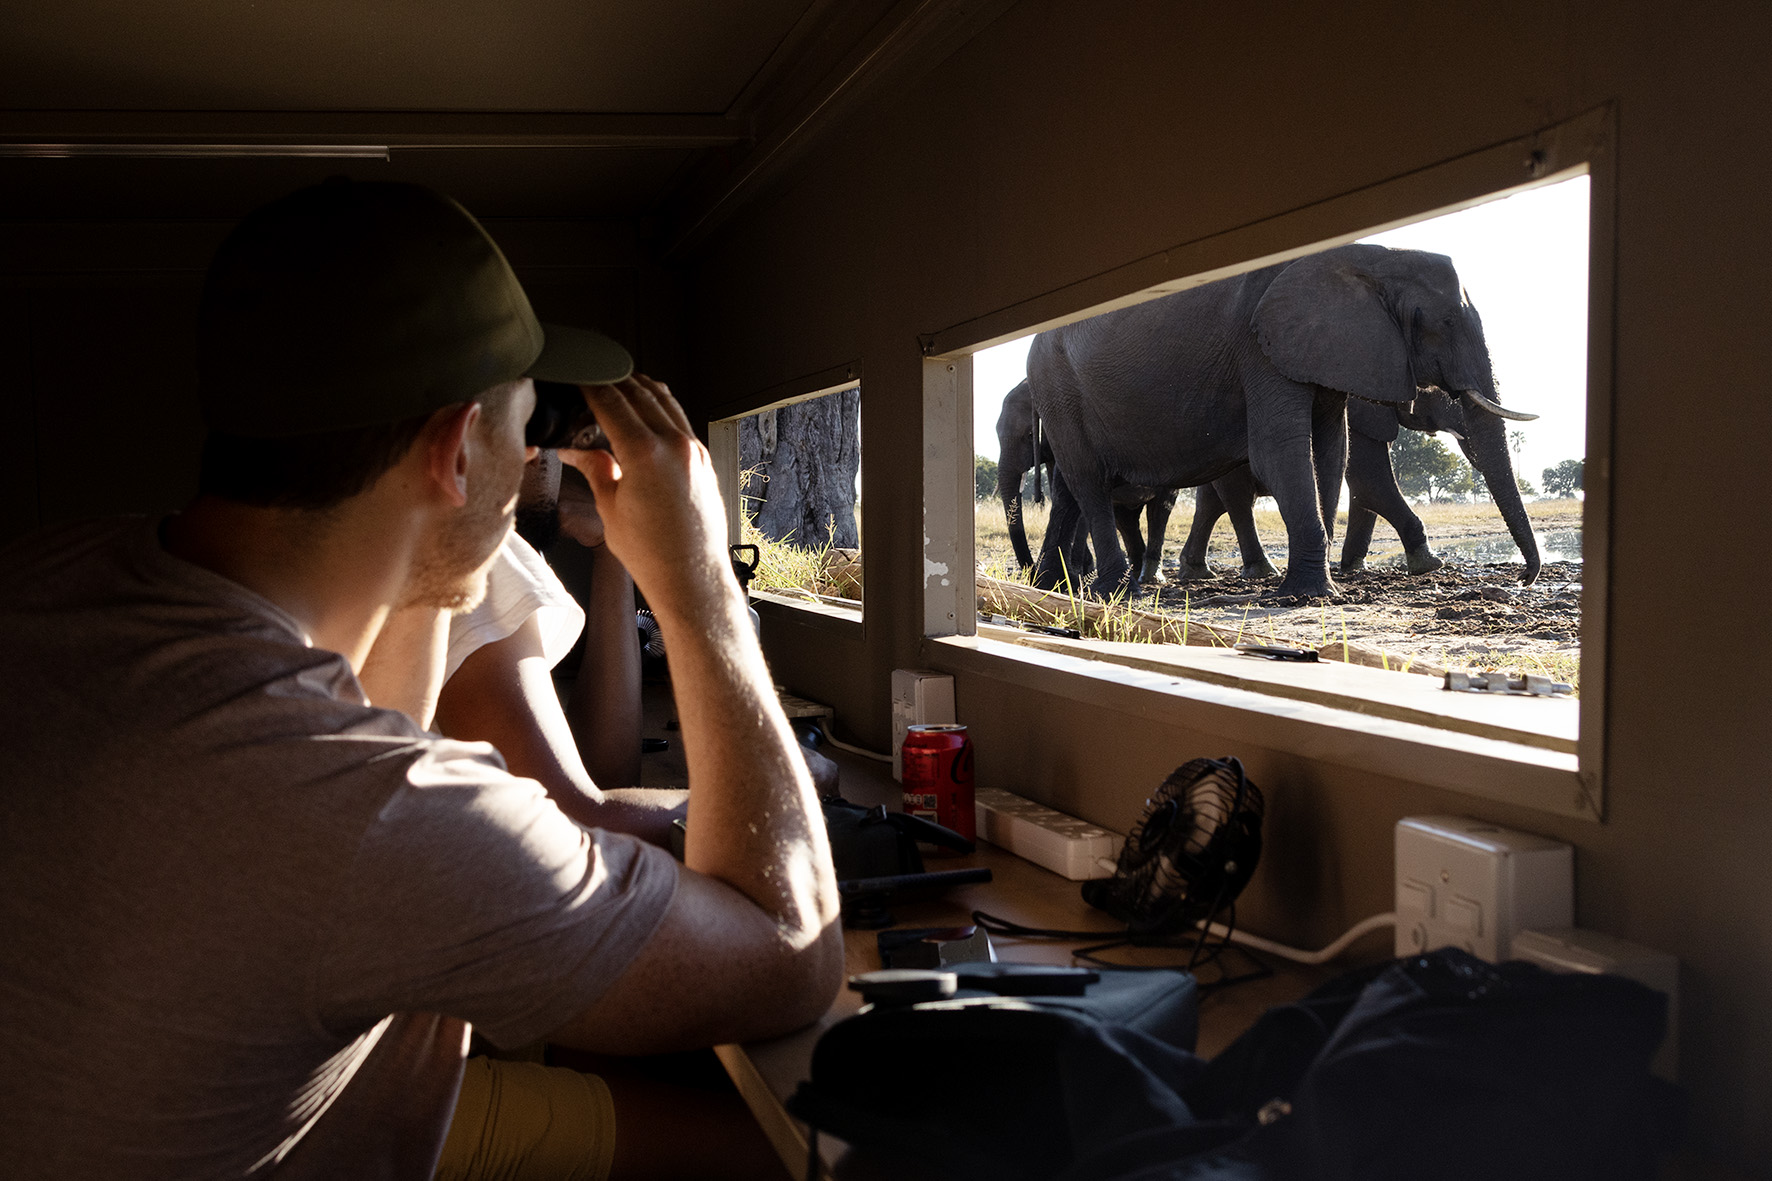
[{"left": 1093, "top": 757, "right": 1265, "bottom": 937}]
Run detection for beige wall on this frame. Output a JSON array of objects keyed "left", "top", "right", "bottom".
[{"left": 683, "top": 1, "right": 1772, "bottom": 1170}]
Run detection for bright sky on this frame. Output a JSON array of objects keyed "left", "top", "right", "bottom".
[{"left": 971, "top": 174, "right": 1590, "bottom": 496}]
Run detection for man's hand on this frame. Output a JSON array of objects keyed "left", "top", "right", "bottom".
[{"left": 559, "top": 377, "right": 736, "bottom": 627}]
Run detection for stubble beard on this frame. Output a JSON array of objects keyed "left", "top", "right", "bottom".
[{"left": 402, "top": 465, "right": 520, "bottom": 615}]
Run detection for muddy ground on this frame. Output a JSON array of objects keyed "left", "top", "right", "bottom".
[{"left": 979, "top": 498, "right": 1585, "bottom": 688}]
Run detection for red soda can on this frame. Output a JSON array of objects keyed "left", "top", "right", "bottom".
[{"left": 900, "top": 724, "right": 975, "bottom": 841}]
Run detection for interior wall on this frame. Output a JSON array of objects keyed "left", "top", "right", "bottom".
[
  {"left": 0, "top": 219, "right": 678, "bottom": 548},
  {"left": 680, "top": 0, "right": 1772, "bottom": 1170}
]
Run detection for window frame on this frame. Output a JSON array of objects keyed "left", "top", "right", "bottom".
[{"left": 918, "top": 106, "right": 1614, "bottom": 820}]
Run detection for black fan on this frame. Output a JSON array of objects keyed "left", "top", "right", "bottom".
[
  {"left": 1081, "top": 756, "right": 1265, "bottom": 938},
  {"left": 973, "top": 756, "right": 1266, "bottom": 980}
]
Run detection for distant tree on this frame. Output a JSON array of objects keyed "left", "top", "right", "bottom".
[
  {"left": 975, "top": 454, "right": 998, "bottom": 500},
  {"left": 1542, "top": 458, "right": 1584, "bottom": 498},
  {"left": 1516, "top": 475, "right": 1537, "bottom": 497},
  {"left": 1391, "top": 431, "right": 1462, "bottom": 502},
  {"left": 1442, "top": 460, "right": 1477, "bottom": 502},
  {"left": 1510, "top": 429, "right": 1528, "bottom": 459}
]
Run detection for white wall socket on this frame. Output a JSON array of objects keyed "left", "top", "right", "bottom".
[
  {"left": 890, "top": 669, "right": 956, "bottom": 781},
  {"left": 1394, "top": 816, "right": 1573, "bottom": 962}
]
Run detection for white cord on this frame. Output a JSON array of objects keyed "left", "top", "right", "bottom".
[
  {"left": 1198, "top": 912, "right": 1397, "bottom": 965},
  {"left": 816, "top": 725, "right": 894, "bottom": 763}
]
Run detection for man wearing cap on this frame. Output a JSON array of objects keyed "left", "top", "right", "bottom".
[{"left": 0, "top": 180, "right": 841, "bottom": 1179}]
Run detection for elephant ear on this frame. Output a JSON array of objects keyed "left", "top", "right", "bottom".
[
  {"left": 1347, "top": 395, "right": 1401, "bottom": 443},
  {"left": 1253, "top": 250, "right": 1417, "bottom": 404}
]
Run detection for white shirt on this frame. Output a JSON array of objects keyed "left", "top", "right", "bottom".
[{"left": 444, "top": 533, "right": 585, "bottom": 681}]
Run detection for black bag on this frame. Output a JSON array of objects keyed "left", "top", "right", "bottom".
[
  {"left": 786, "top": 965, "right": 1200, "bottom": 1181},
  {"left": 1063, "top": 949, "right": 1684, "bottom": 1181},
  {"left": 788, "top": 949, "right": 1682, "bottom": 1181}
]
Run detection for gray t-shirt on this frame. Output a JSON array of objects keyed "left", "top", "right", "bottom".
[{"left": 0, "top": 518, "right": 679, "bottom": 1180}]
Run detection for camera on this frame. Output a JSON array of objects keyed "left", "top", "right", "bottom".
[{"left": 525, "top": 380, "right": 608, "bottom": 450}]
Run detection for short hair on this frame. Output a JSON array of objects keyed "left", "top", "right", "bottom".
[
  {"left": 197, "top": 383, "right": 523, "bottom": 511},
  {"left": 197, "top": 415, "right": 434, "bottom": 511}
]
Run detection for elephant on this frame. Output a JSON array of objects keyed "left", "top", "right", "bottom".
[
  {"left": 1026, "top": 243, "right": 1517, "bottom": 600},
  {"left": 994, "top": 379, "right": 1057, "bottom": 571},
  {"left": 1176, "top": 390, "right": 1541, "bottom": 583},
  {"left": 996, "top": 380, "right": 1178, "bottom": 582}
]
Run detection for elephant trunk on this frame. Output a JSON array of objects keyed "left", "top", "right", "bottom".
[{"left": 1458, "top": 393, "right": 1541, "bottom": 585}]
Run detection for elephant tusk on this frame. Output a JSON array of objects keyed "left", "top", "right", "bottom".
[{"left": 1459, "top": 388, "right": 1539, "bottom": 421}]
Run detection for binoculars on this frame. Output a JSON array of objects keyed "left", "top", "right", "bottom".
[{"left": 525, "top": 380, "right": 608, "bottom": 451}]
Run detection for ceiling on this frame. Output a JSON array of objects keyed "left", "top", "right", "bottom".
[{"left": 0, "top": 0, "right": 1016, "bottom": 255}]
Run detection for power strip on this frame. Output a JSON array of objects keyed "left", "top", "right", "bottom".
[{"left": 974, "top": 788, "right": 1123, "bottom": 881}]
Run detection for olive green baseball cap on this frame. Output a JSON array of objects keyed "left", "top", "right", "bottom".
[{"left": 198, "top": 179, "right": 633, "bottom": 438}]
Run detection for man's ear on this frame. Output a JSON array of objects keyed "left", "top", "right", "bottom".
[{"left": 423, "top": 402, "right": 481, "bottom": 508}]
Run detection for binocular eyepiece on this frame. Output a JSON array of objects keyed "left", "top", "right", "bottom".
[{"left": 525, "top": 380, "right": 608, "bottom": 451}]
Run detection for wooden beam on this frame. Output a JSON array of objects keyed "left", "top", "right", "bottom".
[{"left": 0, "top": 110, "right": 751, "bottom": 151}]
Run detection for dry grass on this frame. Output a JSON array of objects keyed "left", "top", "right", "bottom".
[
  {"left": 968, "top": 494, "right": 1585, "bottom": 693},
  {"left": 975, "top": 497, "right": 1049, "bottom": 582}
]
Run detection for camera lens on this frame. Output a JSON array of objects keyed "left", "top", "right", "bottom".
[{"left": 526, "top": 380, "right": 606, "bottom": 450}]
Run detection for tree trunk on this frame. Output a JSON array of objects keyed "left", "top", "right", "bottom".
[{"left": 738, "top": 389, "right": 861, "bottom": 550}]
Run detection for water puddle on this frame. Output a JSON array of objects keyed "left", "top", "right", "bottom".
[{"left": 1375, "top": 529, "right": 1582, "bottom": 567}]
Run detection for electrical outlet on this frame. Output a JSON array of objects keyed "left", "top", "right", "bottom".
[
  {"left": 1394, "top": 816, "right": 1573, "bottom": 962},
  {"left": 890, "top": 669, "right": 955, "bottom": 781}
]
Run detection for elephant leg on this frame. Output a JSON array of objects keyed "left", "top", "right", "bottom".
[
  {"left": 1215, "top": 466, "right": 1278, "bottom": 579},
  {"left": 1139, "top": 491, "right": 1178, "bottom": 584},
  {"left": 1070, "top": 478, "right": 1131, "bottom": 598},
  {"left": 1032, "top": 471, "right": 1085, "bottom": 590},
  {"left": 1177, "top": 486, "right": 1224, "bottom": 581},
  {"left": 1346, "top": 434, "right": 1438, "bottom": 574},
  {"left": 1114, "top": 500, "right": 1147, "bottom": 584},
  {"left": 1339, "top": 498, "right": 1380, "bottom": 572},
  {"left": 1069, "top": 519, "right": 1095, "bottom": 580},
  {"left": 1247, "top": 387, "right": 1338, "bottom": 599}
]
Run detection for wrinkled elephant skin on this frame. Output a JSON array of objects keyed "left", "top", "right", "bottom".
[
  {"left": 1026, "top": 244, "right": 1495, "bottom": 599},
  {"left": 1026, "top": 244, "right": 1514, "bottom": 600}
]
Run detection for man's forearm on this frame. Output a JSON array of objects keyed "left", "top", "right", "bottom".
[{"left": 656, "top": 580, "right": 839, "bottom": 959}]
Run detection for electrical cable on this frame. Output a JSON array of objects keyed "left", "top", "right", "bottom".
[
  {"left": 809, "top": 719, "right": 893, "bottom": 762},
  {"left": 974, "top": 908, "right": 1397, "bottom": 971},
  {"left": 1197, "top": 912, "right": 1397, "bottom": 965}
]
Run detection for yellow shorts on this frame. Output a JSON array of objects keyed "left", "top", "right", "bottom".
[{"left": 434, "top": 1056, "right": 615, "bottom": 1181}]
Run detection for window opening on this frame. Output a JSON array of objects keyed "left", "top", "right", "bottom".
[
  {"left": 731, "top": 382, "right": 863, "bottom": 615},
  {"left": 969, "top": 175, "right": 1590, "bottom": 753}
]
